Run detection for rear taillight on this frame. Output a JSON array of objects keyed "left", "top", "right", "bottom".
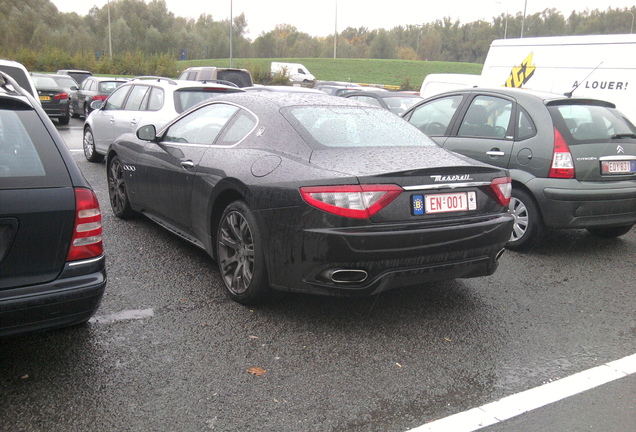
[
  {"left": 92, "top": 95, "right": 108, "bottom": 102},
  {"left": 53, "top": 92, "right": 69, "bottom": 100},
  {"left": 67, "top": 188, "right": 103, "bottom": 261},
  {"left": 300, "top": 184, "right": 403, "bottom": 219},
  {"left": 549, "top": 128, "right": 575, "bottom": 179},
  {"left": 488, "top": 177, "right": 512, "bottom": 207}
]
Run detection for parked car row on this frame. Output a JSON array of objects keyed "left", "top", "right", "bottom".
[{"left": 2, "top": 60, "right": 635, "bottom": 337}]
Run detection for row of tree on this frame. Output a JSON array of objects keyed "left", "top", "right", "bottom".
[{"left": 1, "top": 0, "right": 635, "bottom": 69}]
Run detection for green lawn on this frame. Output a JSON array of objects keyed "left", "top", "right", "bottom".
[{"left": 177, "top": 58, "right": 483, "bottom": 89}]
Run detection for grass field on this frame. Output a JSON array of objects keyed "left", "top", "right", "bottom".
[{"left": 176, "top": 58, "right": 483, "bottom": 89}]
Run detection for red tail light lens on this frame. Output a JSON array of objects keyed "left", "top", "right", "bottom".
[
  {"left": 489, "top": 177, "right": 512, "bottom": 206},
  {"left": 53, "top": 92, "right": 69, "bottom": 100},
  {"left": 67, "top": 188, "right": 103, "bottom": 261},
  {"left": 93, "top": 95, "right": 108, "bottom": 102},
  {"left": 300, "top": 184, "right": 403, "bottom": 219},
  {"left": 549, "top": 128, "right": 575, "bottom": 179}
]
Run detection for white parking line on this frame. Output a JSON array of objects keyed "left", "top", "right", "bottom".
[{"left": 408, "top": 353, "right": 636, "bottom": 432}]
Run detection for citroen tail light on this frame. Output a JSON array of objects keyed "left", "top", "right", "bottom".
[{"left": 549, "top": 128, "right": 575, "bottom": 179}]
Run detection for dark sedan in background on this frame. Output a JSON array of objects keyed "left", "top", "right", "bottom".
[
  {"left": 107, "top": 92, "right": 513, "bottom": 304},
  {"left": 341, "top": 90, "right": 423, "bottom": 115},
  {"left": 74, "top": 76, "right": 128, "bottom": 118},
  {"left": 402, "top": 88, "right": 636, "bottom": 250},
  {"left": 0, "top": 71, "right": 106, "bottom": 337},
  {"left": 30, "top": 72, "right": 71, "bottom": 125}
]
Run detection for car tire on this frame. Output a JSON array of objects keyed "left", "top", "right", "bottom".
[
  {"left": 216, "top": 200, "right": 270, "bottom": 304},
  {"left": 107, "top": 155, "right": 135, "bottom": 219},
  {"left": 586, "top": 224, "right": 633, "bottom": 238},
  {"left": 58, "top": 113, "right": 70, "bottom": 125},
  {"left": 83, "top": 126, "right": 104, "bottom": 163},
  {"left": 507, "top": 188, "right": 544, "bottom": 251},
  {"left": 70, "top": 102, "right": 79, "bottom": 119}
]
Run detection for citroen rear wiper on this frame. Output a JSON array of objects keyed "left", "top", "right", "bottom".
[{"left": 610, "top": 133, "right": 636, "bottom": 139}]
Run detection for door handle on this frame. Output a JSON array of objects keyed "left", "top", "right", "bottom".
[
  {"left": 181, "top": 160, "right": 195, "bottom": 169},
  {"left": 486, "top": 150, "right": 505, "bottom": 157}
]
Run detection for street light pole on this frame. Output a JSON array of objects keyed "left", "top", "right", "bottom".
[
  {"left": 107, "top": 0, "right": 112, "bottom": 57},
  {"left": 628, "top": 11, "right": 634, "bottom": 34},
  {"left": 333, "top": 0, "right": 337, "bottom": 59},
  {"left": 229, "top": 0, "right": 233, "bottom": 67},
  {"left": 521, "top": 0, "right": 528, "bottom": 38}
]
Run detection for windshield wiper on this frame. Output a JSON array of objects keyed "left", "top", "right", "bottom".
[{"left": 610, "top": 133, "right": 636, "bottom": 139}]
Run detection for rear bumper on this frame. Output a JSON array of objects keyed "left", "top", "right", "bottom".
[
  {"left": 42, "top": 103, "right": 70, "bottom": 118},
  {"left": 0, "top": 257, "right": 106, "bottom": 337},
  {"left": 266, "top": 211, "right": 513, "bottom": 296},
  {"left": 528, "top": 178, "right": 636, "bottom": 228}
]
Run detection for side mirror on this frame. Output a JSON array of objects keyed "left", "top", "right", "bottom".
[
  {"left": 70, "top": 86, "right": 78, "bottom": 91},
  {"left": 137, "top": 124, "right": 157, "bottom": 141},
  {"left": 90, "top": 100, "right": 103, "bottom": 110}
]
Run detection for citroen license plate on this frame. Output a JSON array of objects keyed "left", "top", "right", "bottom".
[{"left": 601, "top": 160, "right": 636, "bottom": 174}]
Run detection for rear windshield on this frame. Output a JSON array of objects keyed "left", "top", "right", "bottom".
[
  {"left": 285, "top": 106, "right": 438, "bottom": 149},
  {"left": 216, "top": 70, "right": 253, "bottom": 88},
  {"left": 67, "top": 72, "right": 92, "bottom": 84},
  {"left": 549, "top": 104, "right": 636, "bottom": 142},
  {"left": 31, "top": 76, "right": 58, "bottom": 88},
  {"left": 98, "top": 81, "right": 125, "bottom": 94},
  {"left": 174, "top": 88, "right": 237, "bottom": 113},
  {"left": 0, "top": 105, "right": 70, "bottom": 189}
]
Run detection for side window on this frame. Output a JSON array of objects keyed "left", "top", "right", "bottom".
[
  {"left": 217, "top": 111, "right": 257, "bottom": 146},
  {"left": 123, "top": 85, "right": 150, "bottom": 111},
  {"left": 103, "top": 86, "right": 130, "bottom": 110},
  {"left": 146, "top": 88, "right": 164, "bottom": 111},
  {"left": 458, "top": 96, "right": 512, "bottom": 139},
  {"left": 517, "top": 107, "right": 536, "bottom": 140},
  {"left": 82, "top": 79, "right": 93, "bottom": 91},
  {"left": 164, "top": 103, "right": 239, "bottom": 144},
  {"left": 407, "top": 95, "right": 463, "bottom": 136}
]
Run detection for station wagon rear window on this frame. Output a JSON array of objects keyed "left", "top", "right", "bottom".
[{"left": 0, "top": 107, "right": 70, "bottom": 189}]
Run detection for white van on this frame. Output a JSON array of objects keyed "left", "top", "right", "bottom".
[
  {"left": 480, "top": 34, "right": 636, "bottom": 121},
  {"left": 419, "top": 73, "right": 480, "bottom": 98},
  {"left": 271, "top": 62, "right": 316, "bottom": 84}
]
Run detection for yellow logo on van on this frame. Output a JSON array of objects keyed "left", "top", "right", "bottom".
[{"left": 505, "top": 52, "right": 536, "bottom": 88}]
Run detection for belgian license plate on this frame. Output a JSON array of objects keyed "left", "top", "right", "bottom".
[
  {"left": 39, "top": 95, "right": 51, "bottom": 102},
  {"left": 601, "top": 160, "right": 636, "bottom": 174},
  {"left": 412, "top": 192, "right": 477, "bottom": 215}
]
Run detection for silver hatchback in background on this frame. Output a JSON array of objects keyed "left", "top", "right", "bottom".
[{"left": 83, "top": 76, "right": 244, "bottom": 162}]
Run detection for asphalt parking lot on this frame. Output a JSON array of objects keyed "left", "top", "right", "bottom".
[{"left": 0, "top": 118, "right": 634, "bottom": 432}]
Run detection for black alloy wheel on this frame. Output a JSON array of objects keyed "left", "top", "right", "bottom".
[
  {"left": 507, "top": 188, "right": 544, "bottom": 251},
  {"left": 83, "top": 126, "right": 104, "bottom": 162},
  {"left": 107, "top": 156, "right": 135, "bottom": 219},
  {"left": 217, "top": 201, "right": 269, "bottom": 304}
]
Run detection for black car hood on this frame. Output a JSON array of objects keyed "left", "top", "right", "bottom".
[{"left": 308, "top": 146, "right": 482, "bottom": 177}]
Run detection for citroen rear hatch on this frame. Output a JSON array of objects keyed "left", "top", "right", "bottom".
[{"left": 547, "top": 100, "right": 636, "bottom": 182}]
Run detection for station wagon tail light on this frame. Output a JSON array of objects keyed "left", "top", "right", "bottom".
[
  {"left": 549, "top": 128, "right": 575, "bottom": 179},
  {"left": 300, "top": 184, "right": 403, "bottom": 219},
  {"left": 488, "top": 177, "right": 512, "bottom": 206},
  {"left": 67, "top": 188, "right": 103, "bottom": 261},
  {"left": 53, "top": 92, "right": 69, "bottom": 100},
  {"left": 92, "top": 95, "right": 108, "bottom": 102}
]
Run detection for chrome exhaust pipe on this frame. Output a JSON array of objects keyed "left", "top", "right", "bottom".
[
  {"left": 320, "top": 269, "right": 368, "bottom": 284},
  {"left": 496, "top": 248, "right": 506, "bottom": 261}
]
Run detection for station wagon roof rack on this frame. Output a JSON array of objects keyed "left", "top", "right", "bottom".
[{"left": 198, "top": 79, "right": 239, "bottom": 88}]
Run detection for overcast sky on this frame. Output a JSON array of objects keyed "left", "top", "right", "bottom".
[{"left": 50, "top": 0, "right": 635, "bottom": 39}]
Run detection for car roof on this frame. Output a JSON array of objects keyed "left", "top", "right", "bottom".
[
  {"left": 120, "top": 76, "right": 243, "bottom": 91},
  {"left": 87, "top": 76, "right": 129, "bottom": 82},
  {"left": 427, "top": 87, "right": 615, "bottom": 106},
  {"left": 199, "top": 91, "right": 376, "bottom": 112}
]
